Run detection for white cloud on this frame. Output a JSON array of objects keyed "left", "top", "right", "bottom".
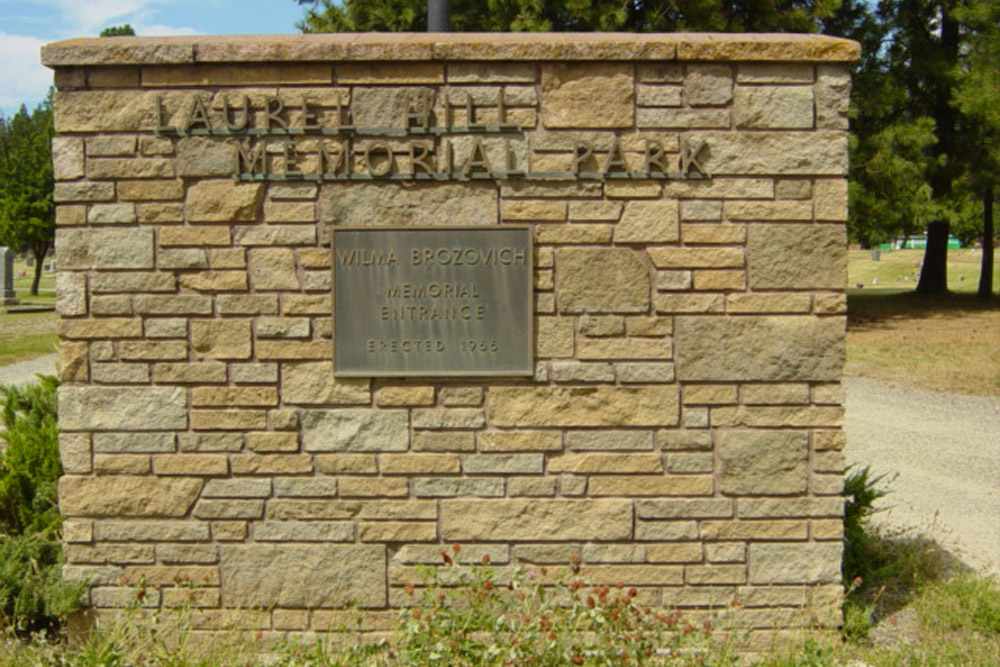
[
  {"left": 131, "top": 22, "right": 200, "bottom": 37},
  {"left": 0, "top": 32, "right": 52, "bottom": 116}
]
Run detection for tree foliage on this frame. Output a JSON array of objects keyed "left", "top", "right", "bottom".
[
  {"left": 0, "top": 100, "right": 54, "bottom": 296},
  {"left": 99, "top": 24, "right": 136, "bottom": 37},
  {"left": 0, "top": 377, "right": 82, "bottom": 632},
  {"left": 294, "top": 0, "right": 999, "bottom": 295},
  {"left": 296, "top": 0, "right": 842, "bottom": 33}
]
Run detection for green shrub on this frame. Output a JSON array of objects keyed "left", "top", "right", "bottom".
[{"left": 0, "top": 376, "right": 82, "bottom": 633}]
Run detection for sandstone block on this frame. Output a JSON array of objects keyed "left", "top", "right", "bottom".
[
  {"left": 52, "top": 136, "right": 84, "bottom": 180},
  {"left": 441, "top": 499, "right": 632, "bottom": 541},
  {"left": 57, "top": 228, "right": 154, "bottom": 270},
  {"left": 748, "top": 543, "right": 842, "bottom": 584},
  {"left": 411, "top": 478, "right": 504, "bottom": 497},
  {"left": 686, "top": 131, "right": 848, "bottom": 176},
  {"left": 301, "top": 409, "right": 408, "bottom": 452},
  {"left": 489, "top": 386, "right": 678, "bottom": 427},
  {"left": 321, "top": 182, "right": 496, "bottom": 227},
  {"left": 255, "top": 521, "right": 352, "bottom": 542},
  {"left": 249, "top": 248, "right": 300, "bottom": 290},
  {"left": 588, "top": 475, "right": 713, "bottom": 496},
  {"left": 541, "top": 63, "right": 634, "bottom": 128},
  {"left": 478, "top": 431, "right": 562, "bottom": 452},
  {"left": 675, "top": 316, "right": 844, "bottom": 381},
  {"left": 186, "top": 181, "right": 263, "bottom": 222},
  {"left": 733, "top": 86, "right": 814, "bottom": 129},
  {"left": 282, "top": 362, "right": 370, "bottom": 405},
  {"left": 379, "top": 454, "right": 460, "bottom": 475},
  {"left": 374, "top": 386, "right": 435, "bottom": 407},
  {"left": 59, "top": 476, "right": 201, "bottom": 517},
  {"left": 220, "top": 544, "right": 385, "bottom": 607},
  {"left": 546, "top": 453, "right": 663, "bottom": 474},
  {"left": 717, "top": 430, "right": 808, "bottom": 495},
  {"left": 565, "top": 430, "right": 652, "bottom": 451},
  {"left": 191, "top": 319, "right": 252, "bottom": 359},
  {"left": 685, "top": 65, "right": 733, "bottom": 106},
  {"left": 535, "top": 316, "right": 574, "bottom": 357},
  {"left": 648, "top": 247, "right": 743, "bottom": 269},
  {"left": 555, "top": 248, "right": 650, "bottom": 313},
  {"left": 272, "top": 476, "right": 341, "bottom": 495},
  {"left": 614, "top": 199, "right": 679, "bottom": 243},
  {"left": 59, "top": 386, "right": 186, "bottom": 430},
  {"left": 412, "top": 408, "right": 485, "bottom": 429}
]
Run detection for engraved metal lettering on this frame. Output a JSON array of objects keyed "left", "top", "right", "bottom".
[{"left": 334, "top": 228, "right": 533, "bottom": 377}]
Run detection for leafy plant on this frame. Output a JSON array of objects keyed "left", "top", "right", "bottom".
[{"left": 0, "top": 376, "right": 82, "bottom": 633}]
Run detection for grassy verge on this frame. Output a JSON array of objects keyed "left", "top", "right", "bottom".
[
  {"left": 846, "top": 290, "right": 1000, "bottom": 395},
  {"left": 0, "top": 312, "right": 59, "bottom": 366}
]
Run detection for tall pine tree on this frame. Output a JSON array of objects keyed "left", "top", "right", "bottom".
[{"left": 0, "top": 100, "right": 54, "bottom": 296}]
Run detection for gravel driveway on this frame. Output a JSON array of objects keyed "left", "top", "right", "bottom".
[
  {"left": 1, "top": 355, "right": 995, "bottom": 574},
  {"left": 845, "top": 376, "right": 1000, "bottom": 576}
]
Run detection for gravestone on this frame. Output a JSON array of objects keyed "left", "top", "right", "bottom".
[
  {"left": 44, "top": 33, "right": 857, "bottom": 648},
  {"left": 0, "top": 247, "right": 18, "bottom": 307}
]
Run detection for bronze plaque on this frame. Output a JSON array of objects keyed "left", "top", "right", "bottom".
[{"left": 333, "top": 227, "right": 533, "bottom": 377}]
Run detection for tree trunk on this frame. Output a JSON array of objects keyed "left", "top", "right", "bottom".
[
  {"left": 30, "top": 243, "right": 47, "bottom": 297},
  {"left": 980, "top": 184, "right": 995, "bottom": 298},
  {"left": 916, "top": 221, "right": 950, "bottom": 293},
  {"left": 916, "top": 4, "right": 959, "bottom": 296}
]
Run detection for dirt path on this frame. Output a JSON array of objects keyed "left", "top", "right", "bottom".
[
  {"left": 844, "top": 376, "right": 1000, "bottom": 576},
  {"left": 0, "top": 353, "right": 59, "bottom": 387}
]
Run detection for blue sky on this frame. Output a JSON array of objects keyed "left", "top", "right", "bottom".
[{"left": 0, "top": 0, "right": 309, "bottom": 116}]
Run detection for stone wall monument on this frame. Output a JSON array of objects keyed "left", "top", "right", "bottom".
[{"left": 44, "top": 32, "right": 858, "bottom": 648}]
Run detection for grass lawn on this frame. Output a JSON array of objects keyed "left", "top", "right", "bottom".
[
  {"left": 7, "top": 256, "right": 56, "bottom": 307},
  {"left": 846, "top": 249, "right": 1000, "bottom": 396}
]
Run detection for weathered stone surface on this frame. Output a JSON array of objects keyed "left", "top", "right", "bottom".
[
  {"left": 59, "top": 386, "right": 187, "bottom": 430},
  {"left": 733, "top": 86, "right": 814, "bottom": 129},
  {"left": 686, "top": 131, "right": 848, "bottom": 175},
  {"left": 219, "top": 544, "right": 386, "bottom": 607},
  {"left": 190, "top": 319, "right": 251, "bottom": 359},
  {"left": 56, "top": 228, "right": 154, "bottom": 270},
  {"left": 675, "top": 316, "right": 844, "bottom": 381},
  {"left": 59, "top": 476, "right": 201, "bottom": 517},
  {"left": 176, "top": 137, "right": 236, "bottom": 177},
  {"left": 685, "top": 65, "right": 733, "bottom": 106},
  {"left": 555, "top": 248, "right": 650, "bottom": 313},
  {"left": 186, "top": 181, "right": 263, "bottom": 222},
  {"left": 52, "top": 136, "right": 84, "bottom": 179},
  {"left": 488, "top": 386, "right": 679, "bottom": 427},
  {"left": 249, "top": 248, "right": 300, "bottom": 290},
  {"left": 541, "top": 63, "right": 634, "bottom": 128},
  {"left": 56, "top": 272, "right": 87, "bottom": 316},
  {"left": 320, "top": 182, "right": 496, "bottom": 227},
  {"left": 614, "top": 200, "right": 679, "bottom": 243},
  {"left": 441, "top": 500, "right": 632, "bottom": 541},
  {"left": 301, "top": 409, "right": 408, "bottom": 452},
  {"left": 717, "top": 430, "right": 809, "bottom": 495},
  {"left": 747, "top": 224, "right": 846, "bottom": 289},
  {"left": 749, "top": 543, "right": 842, "bottom": 584},
  {"left": 282, "top": 362, "right": 370, "bottom": 404}
]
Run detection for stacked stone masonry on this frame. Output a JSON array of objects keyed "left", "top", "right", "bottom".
[{"left": 45, "top": 33, "right": 857, "bottom": 648}]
